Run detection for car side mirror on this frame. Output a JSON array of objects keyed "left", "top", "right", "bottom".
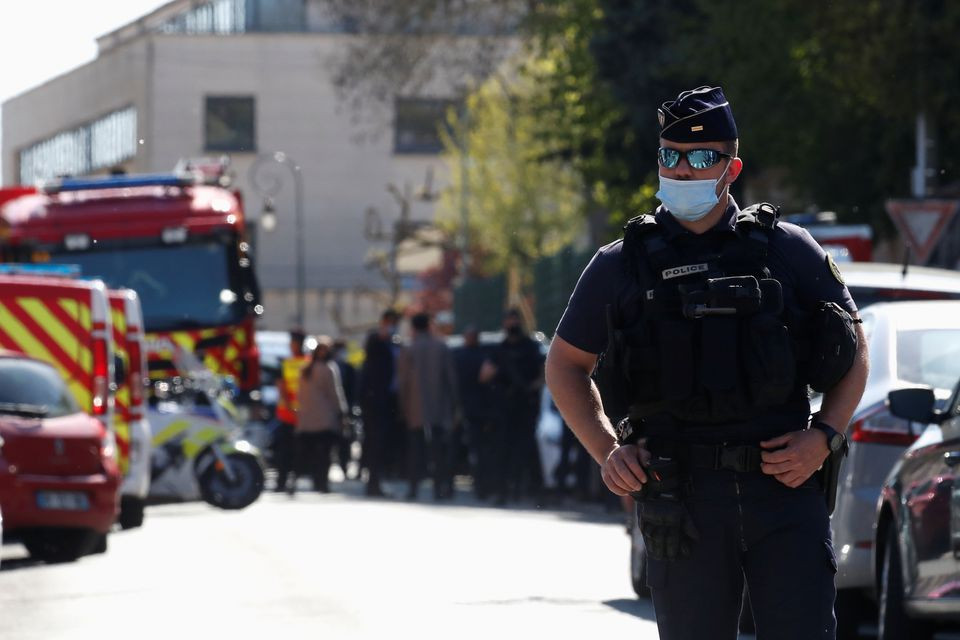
[{"left": 888, "top": 387, "right": 946, "bottom": 424}]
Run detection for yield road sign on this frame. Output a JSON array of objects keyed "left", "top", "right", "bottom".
[{"left": 885, "top": 199, "right": 959, "bottom": 264}]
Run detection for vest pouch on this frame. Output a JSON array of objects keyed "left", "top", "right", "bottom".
[
  {"left": 743, "top": 312, "right": 796, "bottom": 407},
  {"left": 625, "top": 338, "right": 660, "bottom": 405},
  {"left": 698, "top": 316, "right": 753, "bottom": 421},
  {"left": 759, "top": 278, "right": 784, "bottom": 314},
  {"left": 657, "top": 318, "right": 696, "bottom": 402},
  {"left": 807, "top": 301, "right": 858, "bottom": 393}
]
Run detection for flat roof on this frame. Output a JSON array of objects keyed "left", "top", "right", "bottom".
[{"left": 95, "top": 0, "right": 192, "bottom": 54}]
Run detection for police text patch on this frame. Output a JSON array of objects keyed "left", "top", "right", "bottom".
[{"left": 662, "top": 263, "right": 709, "bottom": 280}]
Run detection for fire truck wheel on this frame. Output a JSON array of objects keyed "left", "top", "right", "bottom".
[
  {"left": 118, "top": 496, "right": 146, "bottom": 530},
  {"left": 198, "top": 453, "right": 265, "bottom": 510}
]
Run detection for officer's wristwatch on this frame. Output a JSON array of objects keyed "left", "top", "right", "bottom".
[
  {"left": 615, "top": 418, "right": 640, "bottom": 446},
  {"left": 811, "top": 420, "right": 848, "bottom": 455}
]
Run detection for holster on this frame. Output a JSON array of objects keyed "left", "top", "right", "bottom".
[
  {"left": 818, "top": 448, "right": 846, "bottom": 515},
  {"left": 633, "top": 457, "right": 683, "bottom": 501}
]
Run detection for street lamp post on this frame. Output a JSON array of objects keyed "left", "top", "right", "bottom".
[{"left": 249, "top": 152, "right": 306, "bottom": 329}]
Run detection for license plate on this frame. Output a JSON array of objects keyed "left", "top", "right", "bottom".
[{"left": 36, "top": 491, "right": 90, "bottom": 511}]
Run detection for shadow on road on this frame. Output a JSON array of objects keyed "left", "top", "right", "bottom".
[
  {"left": 603, "top": 597, "right": 658, "bottom": 622},
  {"left": 0, "top": 551, "right": 47, "bottom": 572}
]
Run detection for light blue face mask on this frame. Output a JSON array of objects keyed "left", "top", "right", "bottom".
[{"left": 656, "top": 164, "right": 730, "bottom": 222}]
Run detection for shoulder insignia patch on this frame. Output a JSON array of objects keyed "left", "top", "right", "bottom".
[{"left": 827, "top": 254, "right": 844, "bottom": 284}]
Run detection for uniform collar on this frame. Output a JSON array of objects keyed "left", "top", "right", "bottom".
[{"left": 654, "top": 196, "right": 740, "bottom": 240}]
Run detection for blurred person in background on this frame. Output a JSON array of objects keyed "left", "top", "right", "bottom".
[
  {"left": 290, "top": 336, "right": 348, "bottom": 494},
  {"left": 552, "top": 412, "right": 593, "bottom": 502},
  {"left": 359, "top": 309, "right": 401, "bottom": 497},
  {"left": 453, "top": 326, "right": 497, "bottom": 500},
  {"left": 273, "top": 329, "right": 307, "bottom": 493},
  {"left": 397, "top": 312, "right": 460, "bottom": 501},
  {"left": 331, "top": 338, "right": 358, "bottom": 479},
  {"left": 490, "top": 308, "right": 545, "bottom": 505}
]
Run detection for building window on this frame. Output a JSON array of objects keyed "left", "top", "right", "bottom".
[
  {"left": 205, "top": 96, "right": 256, "bottom": 152},
  {"left": 394, "top": 98, "right": 457, "bottom": 154},
  {"left": 160, "top": 0, "right": 247, "bottom": 34},
  {"left": 246, "top": 0, "right": 305, "bottom": 32},
  {"left": 18, "top": 106, "right": 137, "bottom": 184},
  {"left": 157, "top": 0, "right": 307, "bottom": 34}
]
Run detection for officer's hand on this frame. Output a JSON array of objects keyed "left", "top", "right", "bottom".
[
  {"left": 602, "top": 444, "right": 651, "bottom": 496},
  {"left": 759, "top": 429, "right": 830, "bottom": 488},
  {"left": 478, "top": 360, "right": 497, "bottom": 383}
]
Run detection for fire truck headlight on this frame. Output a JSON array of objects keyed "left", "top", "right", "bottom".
[
  {"left": 161, "top": 226, "right": 188, "bottom": 244},
  {"left": 64, "top": 233, "right": 91, "bottom": 251}
]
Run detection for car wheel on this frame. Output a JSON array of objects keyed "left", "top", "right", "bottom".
[
  {"left": 22, "top": 528, "right": 99, "bottom": 563},
  {"left": 878, "top": 526, "right": 933, "bottom": 640},
  {"left": 630, "top": 526, "right": 651, "bottom": 598},
  {"left": 91, "top": 533, "right": 107, "bottom": 555},
  {"left": 118, "top": 496, "right": 146, "bottom": 530}
]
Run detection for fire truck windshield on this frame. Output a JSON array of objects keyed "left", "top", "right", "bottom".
[{"left": 47, "top": 241, "right": 245, "bottom": 332}]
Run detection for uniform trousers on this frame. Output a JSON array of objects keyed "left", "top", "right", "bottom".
[
  {"left": 272, "top": 422, "right": 296, "bottom": 491},
  {"left": 406, "top": 425, "right": 454, "bottom": 499},
  {"left": 646, "top": 467, "right": 837, "bottom": 640}
]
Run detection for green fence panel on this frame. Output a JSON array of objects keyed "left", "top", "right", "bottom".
[
  {"left": 534, "top": 246, "right": 593, "bottom": 336},
  {"left": 453, "top": 275, "right": 507, "bottom": 333}
]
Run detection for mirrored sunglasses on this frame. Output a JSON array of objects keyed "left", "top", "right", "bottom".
[{"left": 658, "top": 147, "right": 732, "bottom": 170}]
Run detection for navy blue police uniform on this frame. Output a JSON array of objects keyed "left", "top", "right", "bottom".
[{"left": 555, "top": 87, "right": 857, "bottom": 640}]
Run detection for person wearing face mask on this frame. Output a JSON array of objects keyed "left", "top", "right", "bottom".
[
  {"left": 489, "top": 308, "right": 546, "bottom": 505},
  {"left": 358, "top": 309, "right": 402, "bottom": 498},
  {"left": 545, "top": 86, "right": 868, "bottom": 640}
]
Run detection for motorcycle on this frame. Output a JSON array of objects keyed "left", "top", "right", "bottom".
[{"left": 146, "top": 347, "right": 265, "bottom": 510}]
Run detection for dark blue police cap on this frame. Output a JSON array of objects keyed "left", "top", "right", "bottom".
[{"left": 658, "top": 86, "right": 738, "bottom": 143}]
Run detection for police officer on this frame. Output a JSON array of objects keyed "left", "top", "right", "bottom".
[
  {"left": 545, "top": 86, "right": 868, "bottom": 640},
  {"left": 274, "top": 328, "right": 308, "bottom": 493}
]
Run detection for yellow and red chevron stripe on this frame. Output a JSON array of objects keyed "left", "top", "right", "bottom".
[
  {"left": 0, "top": 295, "right": 93, "bottom": 411},
  {"left": 110, "top": 299, "right": 131, "bottom": 475},
  {"left": 147, "top": 325, "right": 249, "bottom": 382}
]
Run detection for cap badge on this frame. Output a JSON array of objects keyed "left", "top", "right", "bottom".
[
  {"left": 691, "top": 125, "right": 704, "bottom": 132},
  {"left": 658, "top": 110, "right": 665, "bottom": 127}
]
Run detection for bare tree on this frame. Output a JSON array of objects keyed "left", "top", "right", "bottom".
[{"left": 321, "top": 0, "right": 531, "bottom": 130}]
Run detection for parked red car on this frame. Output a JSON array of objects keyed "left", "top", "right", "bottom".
[{"left": 0, "top": 352, "right": 120, "bottom": 562}]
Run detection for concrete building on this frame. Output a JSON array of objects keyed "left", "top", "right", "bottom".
[{"left": 2, "top": 0, "right": 515, "bottom": 336}]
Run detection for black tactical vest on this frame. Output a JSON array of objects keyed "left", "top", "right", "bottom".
[{"left": 595, "top": 203, "right": 807, "bottom": 430}]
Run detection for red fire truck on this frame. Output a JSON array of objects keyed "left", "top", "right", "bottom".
[{"left": 0, "top": 167, "right": 262, "bottom": 400}]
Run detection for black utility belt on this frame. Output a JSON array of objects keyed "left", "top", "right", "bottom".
[{"left": 686, "top": 443, "right": 763, "bottom": 473}]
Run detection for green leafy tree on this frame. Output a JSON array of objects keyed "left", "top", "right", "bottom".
[
  {"left": 326, "top": 0, "right": 960, "bottom": 245},
  {"left": 437, "top": 59, "right": 585, "bottom": 306},
  {"left": 587, "top": 0, "right": 960, "bottom": 228}
]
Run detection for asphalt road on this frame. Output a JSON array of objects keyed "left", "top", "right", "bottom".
[
  {"left": 8, "top": 475, "right": 959, "bottom": 640},
  {"left": 1, "top": 478, "right": 662, "bottom": 640}
]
